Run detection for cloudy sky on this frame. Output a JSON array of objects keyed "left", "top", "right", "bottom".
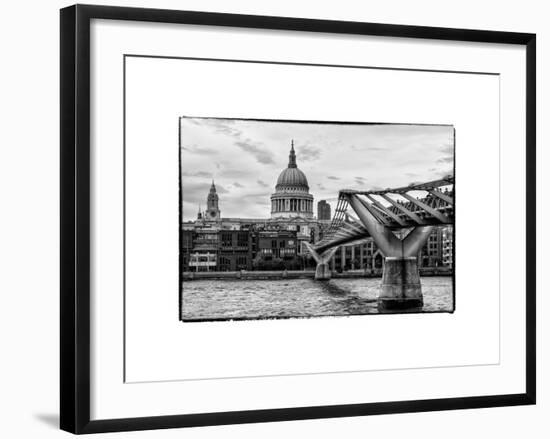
[{"left": 180, "top": 117, "right": 454, "bottom": 221}]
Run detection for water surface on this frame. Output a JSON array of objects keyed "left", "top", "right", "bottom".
[{"left": 180, "top": 276, "right": 453, "bottom": 321}]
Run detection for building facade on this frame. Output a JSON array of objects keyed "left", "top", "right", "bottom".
[
  {"left": 317, "top": 200, "right": 331, "bottom": 220},
  {"left": 218, "top": 228, "right": 252, "bottom": 271}
]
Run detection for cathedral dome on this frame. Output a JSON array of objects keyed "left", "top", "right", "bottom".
[
  {"left": 271, "top": 141, "right": 314, "bottom": 219},
  {"left": 276, "top": 167, "right": 309, "bottom": 189}
]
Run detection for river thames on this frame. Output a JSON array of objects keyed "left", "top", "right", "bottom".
[{"left": 180, "top": 276, "right": 453, "bottom": 321}]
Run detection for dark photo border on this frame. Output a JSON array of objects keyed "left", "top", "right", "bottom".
[{"left": 60, "top": 4, "right": 535, "bottom": 434}]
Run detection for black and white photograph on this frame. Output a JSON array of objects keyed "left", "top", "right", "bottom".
[{"left": 180, "top": 117, "right": 455, "bottom": 321}]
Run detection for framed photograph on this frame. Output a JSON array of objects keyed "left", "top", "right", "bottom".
[{"left": 60, "top": 4, "right": 536, "bottom": 434}]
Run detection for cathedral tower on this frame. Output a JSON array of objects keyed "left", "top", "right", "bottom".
[{"left": 206, "top": 180, "right": 221, "bottom": 221}]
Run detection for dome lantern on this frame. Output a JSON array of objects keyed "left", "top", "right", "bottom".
[{"left": 288, "top": 140, "right": 297, "bottom": 168}]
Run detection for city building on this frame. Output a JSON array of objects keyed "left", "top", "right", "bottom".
[
  {"left": 181, "top": 141, "right": 453, "bottom": 273},
  {"left": 253, "top": 226, "right": 299, "bottom": 269},
  {"left": 317, "top": 200, "right": 331, "bottom": 220},
  {"left": 441, "top": 225, "right": 454, "bottom": 267},
  {"left": 219, "top": 228, "right": 252, "bottom": 271}
]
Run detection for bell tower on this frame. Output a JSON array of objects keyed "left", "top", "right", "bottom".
[{"left": 206, "top": 180, "right": 221, "bottom": 221}]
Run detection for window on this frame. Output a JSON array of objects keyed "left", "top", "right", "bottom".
[
  {"left": 219, "top": 257, "right": 231, "bottom": 271},
  {"left": 221, "top": 233, "right": 232, "bottom": 247},
  {"left": 237, "top": 232, "right": 248, "bottom": 247}
]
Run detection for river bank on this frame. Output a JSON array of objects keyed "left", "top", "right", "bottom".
[{"left": 182, "top": 268, "right": 453, "bottom": 281}]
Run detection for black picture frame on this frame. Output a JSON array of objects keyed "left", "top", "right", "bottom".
[{"left": 60, "top": 4, "right": 536, "bottom": 434}]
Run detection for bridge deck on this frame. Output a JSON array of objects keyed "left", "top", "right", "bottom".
[{"left": 313, "top": 177, "right": 454, "bottom": 253}]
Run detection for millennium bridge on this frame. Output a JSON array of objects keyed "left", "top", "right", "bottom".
[{"left": 305, "top": 176, "right": 454, "bottom": 310}]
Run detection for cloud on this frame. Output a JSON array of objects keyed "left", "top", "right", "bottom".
[
  {"left": 181, "top": 201, "right": 202, "bottom": 219},
  {"left": 436, "top": 156, "right": 454, "bottom": 164},
  {"left": 181, "top": 170, "right": 211, "bottom": 178},
  {"left": 213, "top": 183, "right": 229, "bottom": 194},
  {"left": 317, "top": 183, "right": 326, "bottom": 190},
  {"left": 181, "top": 117, "right": 204, "bottom": 126},
  {"left": 351, "top": 144, "right": 386, "bottom": 152},
  {"left": 327, "top": 176, "right": 340, "bottom": 180},
  {"left": 181, "top": 144, "right": 218, "bottom": 156},
  {"left": 297, "top": 143, "right": 321, "bottom": 161},
  {"left": 240, "top": 191, "right": 272, "bottom": 199},
  {"left": 199, "top": 118, "right": 242, "bottom": 138},
  {"left": 233, "top": 182, "right": 244, "bottom": 188},
  {"left": 355, "top": 176, "right": 367, "bottom": 186},
  {"left": 219, "top": 168, "right": 257, "bottom": 179},
  {"left": 437, "top": 169, "right": 453, "bottom": 178},
  {"left": 181, "top": 182, "right": 229, "bottom": 204},
  {"left": 257, "top": 179, "right": 269, "bottom": 187},
  {"left": 235, "top": 140, "right": 275, "bottom": 164}
]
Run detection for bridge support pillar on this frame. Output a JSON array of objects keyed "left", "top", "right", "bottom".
[
  {"left": 346, "top": 194, "right": 434, "bottom": 310},
  {"left": 304, "top": 243, "right": 338, "bottom": 281},
  {"left": 315, "top": 262, "right": 332, "bottom": 280},
  {"left": 379, "top": 257, "right": 423, "bottom": 310}
]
